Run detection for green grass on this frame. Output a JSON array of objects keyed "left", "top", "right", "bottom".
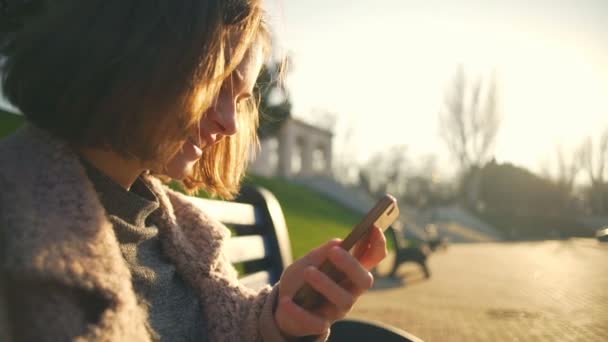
[
  {"left": 0, "top": 109, "right": 24, "bottom": 138},
  {"left": 179, "top": 174, "right": 391, "bottom": 259},
  {"left": 243, "top": 174, "right": 363, "bottom": 259}
]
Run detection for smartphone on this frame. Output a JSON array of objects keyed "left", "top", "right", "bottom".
[{"left": 292, "top": 194, "right": 400, "bottom": 310}]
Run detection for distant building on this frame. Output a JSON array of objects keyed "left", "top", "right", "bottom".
[{"left": 250, "top": 117, "right": 333, "bottom": 178}]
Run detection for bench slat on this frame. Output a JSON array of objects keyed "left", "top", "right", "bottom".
[
  {"left": 190, "top": 197, "right": 258, "bottom": 226},
  {"left": 225, "top": 235, "right": 269, "bottom": 263},
  {"left": 239, "top": 270, "right": 272, "bottom": 290}
]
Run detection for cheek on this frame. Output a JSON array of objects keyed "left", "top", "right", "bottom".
[{"left": 198, "top": 113, "right": 213, "bottom": 131}]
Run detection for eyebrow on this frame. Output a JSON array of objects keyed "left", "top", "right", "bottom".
[{"left": 232, "top": 69, "right": 254, "bottom": 95}]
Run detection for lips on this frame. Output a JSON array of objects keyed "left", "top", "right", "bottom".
[{"left": 187, "top": 131, "right": 223, "bottom": 150}]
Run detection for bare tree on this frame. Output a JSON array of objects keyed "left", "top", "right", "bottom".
[
  {"left": 439, "top": 65, "right": 500, "bottom": 208},
  {"left": 358, "top": 145, "right": 409, "bottom": 197},
  {"left": 439, "top": 65, "right": 500, "bottom": 170},
  {"left": 332, "top": 122, "right": 360, "bottom": 185},
  {"left": 579, "top": 129, "right": 608, "bottom": 213},
  {"left": 580, "top": 130, "right": 608, "bottom": 184},
  {"left": 540, "top": 144, "right": 581, "bottom": 194}
]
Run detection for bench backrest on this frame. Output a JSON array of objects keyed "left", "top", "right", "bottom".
[{"left": 189, "top": 186, "right": 292, "bottom": 290}]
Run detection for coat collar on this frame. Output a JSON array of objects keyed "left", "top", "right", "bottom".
[
  {"left": 0, "top": 125, "right": 132, "bottom": 291},
  {"left": 0, "top": 125, "right": 232, "bottom": 339}
]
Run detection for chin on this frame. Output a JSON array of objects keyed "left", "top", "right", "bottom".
[{"left": 163, "top": 161, "right": 196, "bottom": 180}]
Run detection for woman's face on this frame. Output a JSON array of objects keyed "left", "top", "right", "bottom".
[{"left": 162, "top": 45, "right": 264, "bottom": 180}]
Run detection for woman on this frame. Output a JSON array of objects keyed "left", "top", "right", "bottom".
[{"left": 0, "top": 1, "right": 387, "bottom": 341}]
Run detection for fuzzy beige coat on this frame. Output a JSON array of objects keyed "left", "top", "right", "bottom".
[{"left": 0, "top": 126, "right": 302, "bottom": 341}]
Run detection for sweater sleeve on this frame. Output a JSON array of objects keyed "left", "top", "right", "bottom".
[
  {"left": 210, "top": 250, "right": 330, "bottom": 342},
  {"left": 258, "top": 284, "right": 331, "bottom": 342},
  {"left": 2, "top": 276, "right": 107, "bottom": 341},
  {"left": 159, "top": 187, "right": 330, "bottom": 341}
]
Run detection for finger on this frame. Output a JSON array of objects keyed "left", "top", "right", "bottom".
[
  {"left": 352, "top": 225, "right": 376, "bottom": 259},
  {"left": 304, "top": 266, "right": 354, "bottom": 312},
  {"left": 305, "top": 238, "right": 343, "bottom": 266},
  {"left": 276, "top": 296, "right": 329, "bottom": 336},
  {"left": 328, "top": 246, "right": 374, "bottom": 294},
  {"left": 357, "top": 227, "right": 388, "bottom": 270}
]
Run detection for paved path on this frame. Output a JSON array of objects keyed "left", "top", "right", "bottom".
[
  {"left": 436, "top": 222, "right": 499, "bottom": 243},
  {"left": 350, "top": 239, "right": 608, "bottom": 341}
]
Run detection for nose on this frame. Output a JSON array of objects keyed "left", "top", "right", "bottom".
[{"left": 212, "top": 97, "right": 238, "bottom": 136}]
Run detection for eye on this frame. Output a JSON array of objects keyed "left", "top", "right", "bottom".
[
  {"left": 237, "top": 93, "right": 252, "bottom": 103},
  {"left": 236, "top": 96, "right": 251, "bottom": 110}
]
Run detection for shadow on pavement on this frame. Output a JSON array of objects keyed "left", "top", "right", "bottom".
[{"left": 371, "top": 267, "right": 429, "bottom": 291}]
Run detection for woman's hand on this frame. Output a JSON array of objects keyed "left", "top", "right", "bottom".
[{"left": 274, "top": 226, "right": 387, "bottom": 338}]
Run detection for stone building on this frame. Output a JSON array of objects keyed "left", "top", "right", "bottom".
[{"left": 250, "top": 117, "right": 333, "bottom": 178}]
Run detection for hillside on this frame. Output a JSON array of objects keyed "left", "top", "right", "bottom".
[
  {"left": 0, "top": 109, "right": 24, "bottom": 138},
  {"left": 244, "top": 175, "right": 367, "bottom": 258}
]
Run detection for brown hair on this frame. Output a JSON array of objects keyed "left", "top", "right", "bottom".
[
  {"left": 2, "top": 0, "right": 269, "bottom": 198},
  {"left": 179, "top": 22, "right": 272, "bottom": 198}
]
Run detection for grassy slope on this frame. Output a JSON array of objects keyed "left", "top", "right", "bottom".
[
  {"left": 244, "top": 174, "right": 363, "bottom": 259},
  {"left": 0, "top": 109, "right": 24, "bottom": 138}
]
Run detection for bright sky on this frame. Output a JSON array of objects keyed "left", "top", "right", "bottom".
[{"left": 265, "top": 0, "right": 608, "bottom": 177}]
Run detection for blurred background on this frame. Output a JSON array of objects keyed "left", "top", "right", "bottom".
[
  {"left": 251, "top": 0, "right": 608, "bottom": 241},
  {"left": 1, "top": 0, "right": 607, "bottom": 340}
]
